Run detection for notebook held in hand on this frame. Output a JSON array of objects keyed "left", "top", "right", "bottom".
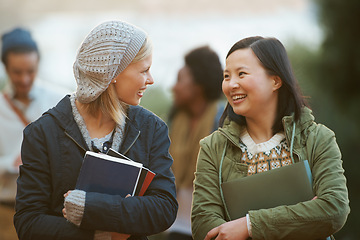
[
  {"left": 76, "top": 151, "right": 152, "bottom": 197},
  {"left": 221, "top": 160, "right": 314, "bottom": 220}
]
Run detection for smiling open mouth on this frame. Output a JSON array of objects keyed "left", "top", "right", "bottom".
[{"left": 232, "top": 94, "right": 247, "bottom": 101}]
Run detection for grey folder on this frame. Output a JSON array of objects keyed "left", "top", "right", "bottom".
[{"left": 221, "top": 160, "right": 314, "bottom": 220}]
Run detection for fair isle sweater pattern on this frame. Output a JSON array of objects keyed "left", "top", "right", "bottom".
[{"left": 239, "top": 131, "right": 292, "bottom": 176}]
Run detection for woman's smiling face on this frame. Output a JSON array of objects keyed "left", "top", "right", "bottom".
[
  {"left": 222, "top": 48, "right": 281, "bottom": 119},
  {"left": 113, "top": 54, "right": 154, "bottom": 106}
]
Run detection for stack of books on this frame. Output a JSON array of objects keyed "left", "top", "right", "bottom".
[{"left": 76, "top": 148, "right": 155, "bottom": 197}]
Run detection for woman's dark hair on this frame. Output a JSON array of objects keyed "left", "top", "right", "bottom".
[
  {"left": 220, "top": 36, "right": 308, "bottom": 133},
  {"left": 185, "top": 45, "right": 223, "bottom": 101}
]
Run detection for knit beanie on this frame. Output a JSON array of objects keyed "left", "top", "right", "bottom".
[
  {"left": 1, "top": 28, "right": 38, "bottom": 62},
  {"left": 74, "top": 20, "right": 147, "bottom": 103}
]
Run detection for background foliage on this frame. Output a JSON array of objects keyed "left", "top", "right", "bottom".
[{"left": 300, "top": 0, "right": 359, "bottom": 238}]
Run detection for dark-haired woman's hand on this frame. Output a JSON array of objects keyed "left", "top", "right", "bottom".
[{"left": 204, "top": 217, "right": 249, "bottom": 240}]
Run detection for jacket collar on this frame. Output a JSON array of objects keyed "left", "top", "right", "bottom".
[
  {"left": 120, "top": 115, "right": 140, "bottom": 154},
  {"left": 45, "top": 96, "right": 88, "bottom": 152},
  {"left": 219, "top": 118, "right": 244, "bottom": 147},
  {"left": 45, "top": 95, "right": 142, "bottom": 155},
  {"left": 219, "top": 107, "right": 315, "bottom": 148},
  {"left": 282, "top": 107, "right": 314, "bottom": 148}
]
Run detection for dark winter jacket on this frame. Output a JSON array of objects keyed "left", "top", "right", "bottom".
[{"left": 14, "top": 95, "right": 178, "bottom": 240}]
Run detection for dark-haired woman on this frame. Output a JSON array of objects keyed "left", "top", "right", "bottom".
[{"left": 191, "top": 37, "right": 350, "bottom": 240}]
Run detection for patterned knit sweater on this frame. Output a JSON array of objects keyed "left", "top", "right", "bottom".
[{"left": 239, "top": 129, "right": 293, "bottom": 176}]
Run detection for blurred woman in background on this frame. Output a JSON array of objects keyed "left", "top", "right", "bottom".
[{"left": 167, "top": 46, "right": 224, "bottom": 240}]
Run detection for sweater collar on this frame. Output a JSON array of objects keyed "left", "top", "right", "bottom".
[{"left": 45, "top": 95, "right": 147, "bottom": 156}]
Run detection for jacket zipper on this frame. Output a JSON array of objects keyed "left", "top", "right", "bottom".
[
  {"left": 282, "top": 119, "right": 302, "bottom": 163},
  {"left": 123, "top": 130, "right": 140, "bottom": 155},
  {"left": 65, "top": 131, "right": 87, "bottom": 153}
]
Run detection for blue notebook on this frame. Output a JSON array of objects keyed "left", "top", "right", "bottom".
[{"left": 76, "top": 151, "right": 143, "bottom": 197}]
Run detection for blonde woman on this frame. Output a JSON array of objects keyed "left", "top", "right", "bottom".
[{"left": 14, "top": 21, "right": 177, "bottom": 240}]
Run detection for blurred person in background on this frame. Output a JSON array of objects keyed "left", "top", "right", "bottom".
[
  {"left": 0, "top": 27, "right": 65, "bottom": 240},
  {"left": 166, "top": 46, "right": 224, "bottom": 240}
]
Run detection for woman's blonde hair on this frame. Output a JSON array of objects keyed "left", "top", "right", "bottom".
[{"left": 81, "top": 37, "right": 153, "bottom": 125}]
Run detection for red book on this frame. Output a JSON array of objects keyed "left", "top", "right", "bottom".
[{"left": 138, "top": 169, "right": 155, "bottom": 196}]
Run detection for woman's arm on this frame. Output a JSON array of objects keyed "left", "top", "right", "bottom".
[
  {"left": 14, "top": 123, "right": 94, "bottom": 240},
  {"left": 191, "top": 136, "right": 228, "bottom": 240}
]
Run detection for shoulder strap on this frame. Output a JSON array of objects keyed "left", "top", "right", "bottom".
[
  {"left": 3, "top": 93, "right": 30, "bottom": 126},
  {"left": 289, "top": 121, "right": 296, "bottom": 164}
]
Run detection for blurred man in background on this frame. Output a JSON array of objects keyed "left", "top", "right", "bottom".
[
  {"left": 166, "top": 46, "right": 224, "bottom": 240},
  {"left": 0, "top": 27, "right": 66, "bottom": 240}
]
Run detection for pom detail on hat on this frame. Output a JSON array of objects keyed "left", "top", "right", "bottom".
[{"left": 74, "top": 21, "right": 147, "bottom": 103}]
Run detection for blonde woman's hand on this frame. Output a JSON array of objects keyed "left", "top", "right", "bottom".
[
  {"left": 62, "top": 190, "right": 72, "bottom": 219},
  {"left": 204, "top": 217, "right": 249, "bottom": 240}
]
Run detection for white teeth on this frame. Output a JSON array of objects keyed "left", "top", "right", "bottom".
[
  {"left": 232, "top": 94, "right": 246, "bottom": 100},
  {"left": 138, "top": 89, "right": 145, "bottom": 94}
]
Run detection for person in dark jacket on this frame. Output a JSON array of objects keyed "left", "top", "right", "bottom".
[{"left": 14, "top": 20, "right": 178, "bottom": 240}]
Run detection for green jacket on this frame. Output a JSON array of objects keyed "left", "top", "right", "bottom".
[{"left": 191, "top": 108, "right": 350, "bottom": 240}]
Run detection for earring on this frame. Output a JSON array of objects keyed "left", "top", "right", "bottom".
[{"left": 113, "top": 80, "right": 117, "bottom": 84}]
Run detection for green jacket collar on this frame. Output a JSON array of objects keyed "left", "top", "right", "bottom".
[{"left": 219, "top": 107, "right": 315, "bottom": 149}]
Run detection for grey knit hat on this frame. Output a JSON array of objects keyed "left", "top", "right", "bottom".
[{"left": 74, "top": 20, "right": 147, "bottom": 103}]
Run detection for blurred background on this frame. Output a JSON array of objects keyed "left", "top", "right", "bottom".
[{"left": 0, "top": 0, "right": 358, "bottom": 239}]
